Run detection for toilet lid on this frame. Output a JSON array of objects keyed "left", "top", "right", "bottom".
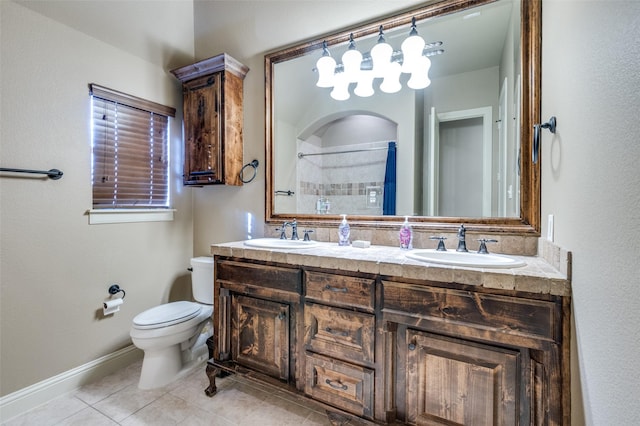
[{"left": 133, "top": 301, "right": 201, "bottom": 328}]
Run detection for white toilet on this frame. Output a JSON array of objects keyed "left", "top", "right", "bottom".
[{"left": 130, "top": 256, "right": 214, "bottom": 389}]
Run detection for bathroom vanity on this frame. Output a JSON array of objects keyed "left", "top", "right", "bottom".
[{"left": 205, "top": 241, "right": 571, "bottom": 425}]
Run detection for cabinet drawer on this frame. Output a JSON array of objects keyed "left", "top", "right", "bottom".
[
  {"left": 383, "top": 281, "right": 558, "bottom": 343},
  {"left": 217, "top": 259, "right": 301, "bottom": 294},
  {"left": 305, "top": 353, "right": 374, "bottom": 419},
  {"left": 304, "top": 303, "right": 375, "bottom": 364},
  {"left": 305, "top": 271, "right": 375, "bottom": 311}
]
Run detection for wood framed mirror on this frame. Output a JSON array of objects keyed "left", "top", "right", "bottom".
[{"left": 265, "top": 0, "right": 540, "bottom": 234}]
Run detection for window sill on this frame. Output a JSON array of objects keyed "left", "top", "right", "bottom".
[{"left": 87, "top": 209, "right": 175, "bottom": 224}]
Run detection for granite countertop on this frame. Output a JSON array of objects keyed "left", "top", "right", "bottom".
[{"left": 211, "top": 240, "right": 571, "bottom": 297}]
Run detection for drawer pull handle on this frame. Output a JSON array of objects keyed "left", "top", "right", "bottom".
[
  {"left": 325, "top": 327, "right": 349, "bottom": 337},
  {"left": 324, "top": 285, "right": 348, "bottom": 293},
  {"left": 325, "top": 378, "right": 348, "bottom": 391},
  {"left": 441, "top": 306, "right": 454, "bottom": 315}
]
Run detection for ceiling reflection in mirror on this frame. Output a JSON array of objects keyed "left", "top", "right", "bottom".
[{"left": 267, "top": 0, "right": 541, "bottom": 232}]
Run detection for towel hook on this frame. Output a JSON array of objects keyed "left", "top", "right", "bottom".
[
  {"left": 532, "top": 116, "right": 557, "bottom": 164},
  {"left": 239, "top": 159, "right": 259, "bottom": 183}
]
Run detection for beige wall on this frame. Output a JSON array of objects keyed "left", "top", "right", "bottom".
[
  {"left": 0, "top": 1, "right": 195, "bottom": 396},
  {"left": 540, "top": 2, "right": 640, "bottom": 424},
  {"left": 2, "top": 1, "right": 640, "bottom": 424}
]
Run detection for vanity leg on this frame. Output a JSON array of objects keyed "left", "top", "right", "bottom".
[
  {"left": 205, "top": 362, "right": 219, "bottom": 397},
  {"left": 206, "top": 336, "right": 215, "bottom": 360},
  {"left": 204, "top": 336, "right": 219, "bottom": 397}
]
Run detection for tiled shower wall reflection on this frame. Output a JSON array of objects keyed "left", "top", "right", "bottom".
[{"left": 297, "top": 140, "right": 389, "bottom": 215}]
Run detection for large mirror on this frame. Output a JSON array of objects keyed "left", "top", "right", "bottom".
[{"left": 266, "top": 0, "right": 540, "bottom": 233}]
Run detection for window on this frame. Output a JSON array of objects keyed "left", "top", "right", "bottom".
[{"left": 89, "top": 84, "right": 176, "bottom": 223}]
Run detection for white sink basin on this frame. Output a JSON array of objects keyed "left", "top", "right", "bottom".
[
  {"left": 405, "top": 249, "right": 526, "bottom": 269},
  {"left": 243, "top": 238, "right": 321, "bottom": 250}
]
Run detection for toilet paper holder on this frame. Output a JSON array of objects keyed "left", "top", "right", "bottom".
[{"left": 108, "top": 284, "right": 126, "bottom": 299}]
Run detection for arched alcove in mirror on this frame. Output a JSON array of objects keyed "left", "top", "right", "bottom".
[{"left": 290, "top": 113, "right": 397, "bottom": 217}]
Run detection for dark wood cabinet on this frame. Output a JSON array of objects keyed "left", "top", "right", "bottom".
[
  {"left": 209, "top": 259, "right": 301, "bottom": 391},
  {"left": 207, "top": 256, "right": 570, "bottom": 426},
  {"left": 404, "top": 329, "right": 519, "bottom": 426},
  {"left": 171, "top": 54, "right": 248, "bottom": 186},
  {"left": 384, "top": 280, "right": 569, "bottom": 426},
  {"left": 232, "top": 295, "right": 290, "bottom": 380},
  {"left": 302, "top": 272, "right": 378, "bottom": 419}
]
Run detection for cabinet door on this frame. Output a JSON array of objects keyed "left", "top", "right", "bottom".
[
  {"left": 182, "top": 73, "right": 222, "bottom": 185},
  {"left": 406, "top": 330, "right": 519, "bottom": 426},
  {"left": 232, "top": 295, "right": 289, "bottom": 381}
]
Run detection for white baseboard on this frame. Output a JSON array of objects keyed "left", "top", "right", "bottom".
[{"left": 0, "top": 345, "right": 142, "bottom": 423}]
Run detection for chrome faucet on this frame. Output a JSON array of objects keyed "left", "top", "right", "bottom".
[
  {"left": 277, "top": 219, "right": 299, "bottom": 240},
  {"left": 456, "top": 224, "right": 468, "bottom": 252}
]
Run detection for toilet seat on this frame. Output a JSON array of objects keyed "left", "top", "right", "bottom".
[{"left": 132, "top": 301, "right": 201, "bottom": 330}]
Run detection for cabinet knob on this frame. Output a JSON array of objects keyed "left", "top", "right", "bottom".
[
  {"left": 408, "top": 340, "right": 417, "bottom": 351},
  {"left": 277, "top": 312, "right": 286, "bottom": 320}
]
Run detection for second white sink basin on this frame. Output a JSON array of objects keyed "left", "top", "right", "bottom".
[
  {"left": 405, "top": 249, "right": 525, "bottom": 269},
  {"left": 244, "top": 238, "right": 321, "bottom": 250}
]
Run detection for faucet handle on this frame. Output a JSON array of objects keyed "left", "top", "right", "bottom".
[
  {"left": 303, "top": 230, "right": 314, "bottom": 241},
  {"left": 477, "top": 238, "right": 498, "bottom": 254},
  {"left": 429, "top": 236, "right": 447, "bottom": 251},
  {"left": 276, "top": 222, "right": 289, "bottom": 239}
]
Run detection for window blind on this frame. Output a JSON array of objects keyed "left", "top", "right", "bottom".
[{"left": 90, "top": 84, "right": 176, "bottom": 209}]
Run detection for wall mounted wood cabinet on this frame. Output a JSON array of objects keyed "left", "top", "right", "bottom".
[
  {"left": 206, "top": 256, "right": 570, "bottom": 425},
  {"left": 171, "top": 54, "right": 248, "bottom": 186}
]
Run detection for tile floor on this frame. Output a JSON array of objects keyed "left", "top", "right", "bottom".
[{"left": 2, "top": 361, "right": 334, "bottom": 426}]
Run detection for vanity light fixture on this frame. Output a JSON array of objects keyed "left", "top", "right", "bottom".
[{"left": 315, "top": 20, "right": 443, "bottom": 100}]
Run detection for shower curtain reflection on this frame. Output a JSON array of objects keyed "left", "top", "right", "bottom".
[
  {"left": 383, "top": 141, "right": 397, "bottom": 215},
  {"left": 296, "top": 141, "right": 390, "bottom": 215}
]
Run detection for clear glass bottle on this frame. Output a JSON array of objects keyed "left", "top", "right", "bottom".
[
  {"left": 338, "top": 214, "right": 350, "bottom": 246},
  {"left": 399, "top": 216, "right": 413, "bottom": 249}
]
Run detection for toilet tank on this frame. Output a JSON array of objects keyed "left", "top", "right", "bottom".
[{"left": 190, "top": 256, "right": 214, "bottom": 304}]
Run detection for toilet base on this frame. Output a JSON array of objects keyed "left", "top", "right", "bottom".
[
  {"left": 137, "top": 334, "right": 210, "bottom": 389},
  {"left": 138, "top": 344, "right": 182, "bottom": 389}
]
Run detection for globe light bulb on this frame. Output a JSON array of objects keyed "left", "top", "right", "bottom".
[
  {"left": 316, "top": 55, "right": 336, "bottom": 88},
  {"left": 370, "top": 26, "right": 393, "bottom": 78},
  {"left": 380, "top": 62, "right": 402, "bottom": 94},
  {"left": 354, "top": 70, "right": 375, "bottom": 97},
  {"left": 407, "top": 56, "right": 432, "bottom": 89},
  {"left": 342, "top": 48, "right": 363, "bottom": 83},
  {"left": 316, "top": 41, "right": 336, "bottom": 88},
  {"left": 330, "top": 72, "right": 350, "bottom": 101},
  {"left": 401, "top": 18, "right": 426, "bottom": 73}
]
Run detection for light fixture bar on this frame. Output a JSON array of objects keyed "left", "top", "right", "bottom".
[
  {"left": 314, "top": 46, "right": 444, "bottom": 73},
  {"left": 314, "top": 20, "right": 443, "bottom": 99}
]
